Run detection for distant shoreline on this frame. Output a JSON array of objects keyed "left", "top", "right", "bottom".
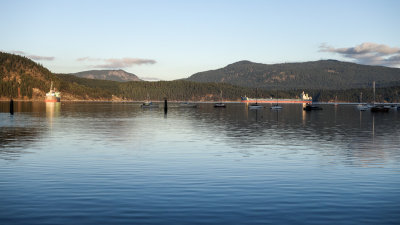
[{"left": 1, "top": 99, "right": 399, "bottom": 105}]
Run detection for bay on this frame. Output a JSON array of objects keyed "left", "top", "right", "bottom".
[{"left": 1, "top": 102, "right": 399, "bottom": 224}]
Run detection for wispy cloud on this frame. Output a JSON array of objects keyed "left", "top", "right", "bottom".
[
  {"left": 319, "top": 42, "right": 400, "bottom": 67},
  {"left": 77, "top": 57, "right": 156, "bottom": 68},
  {"left": 10, "top": 50, "right": 55, "bottom": 61}
]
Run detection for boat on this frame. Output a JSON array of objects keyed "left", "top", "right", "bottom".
[
  {"left": 357, "top": 104, "right": 369, "bottom": 111},
  {"left": 356, "top": 92, "right": 369, "bottom": 111},
  {"left": 141, "top": 101, "right": 159, "bottom": 108},
  {"left": 369, "top": 81, "right": 388, "bottom": 112},
  {"left": 45, "top": 81, "right": 61, "bottom": 102},
  {"left": 270, "top": 89, "right": 283, "bottom": 110},
  {"left": 303, "top": 103, "right": 322, "bottom": 111},
  {"left": 248, "top": 88, "right": 263, "bottom": 110},
  {"left": 370, "top": 105, "right": 389, "bottom": 112},
  {"left": 141, "top": 94, "right": 159, "bottom": 108},
  {"left": 270, "top": 105, "right": 283, "bottom": 110},
  {"left": 248, "top": 103, "right": 263, "bottom": 110},
  {"left": 241, "top": 91, "right": 312, "bottom": 104},
  {"left": 214, "top": 91, "right": 226, "bottom": 108}
]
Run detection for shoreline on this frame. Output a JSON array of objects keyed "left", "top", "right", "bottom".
[{"left": 1, "top": 99, "right": 399, "bottom": 105}]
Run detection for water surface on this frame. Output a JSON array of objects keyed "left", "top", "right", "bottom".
[{"left": 1, "top": 102, "right": 399, "bottom": 224}]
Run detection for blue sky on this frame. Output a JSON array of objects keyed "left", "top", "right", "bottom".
[{"left": 1, "top": 0, "right": 399, "bottom": 80}]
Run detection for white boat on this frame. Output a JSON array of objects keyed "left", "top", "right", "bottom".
[
  {"left": 214, "top": 91, "right": 226, "bottom": 108},
  {"left": 270, "top": 89, "right": 282, "bottom": 110},
  {"left": 141, "top": 94, "right": 159, "bottom": 108},
  {"left": 249, "top": 103, "right": 263, "bottom": 110},
  {"left": 357, "top": 104, "right": 369, "bottom": 111},
  {"left": 270, "top": 104, "right": 283, "bottom": 110}
]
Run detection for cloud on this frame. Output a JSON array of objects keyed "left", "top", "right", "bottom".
[
  {"left": 77, "top": 57, "right": 156, "bottom": 68},
  {"left": 27, "top": 55, "right": 55, "bottom": 61},
  {"left": 319, "top": 42, "right": 400, "bottom": 67},
  {"left": 9, "top": 50, "right": 55, "bottom": 61}
]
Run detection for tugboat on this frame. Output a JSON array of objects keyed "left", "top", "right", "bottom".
[{"left": 45, "top": 81, "right": 61, "bottom": 102}]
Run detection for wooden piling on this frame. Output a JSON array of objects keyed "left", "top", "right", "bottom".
[
  {"left": 10, "top": 98, "right": 14, "bottom": 115},
  {"left": 164, "top": 98, "right": 168, "bottom": 114}
]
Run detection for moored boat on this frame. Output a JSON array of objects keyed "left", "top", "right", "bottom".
[
  {"left": 141, "top": 101, "right": 159, "bottom": 108},
  {"left": 270, "top": 104, "right": 283, "bottom": 110},
  {"left": 303, "top": 104, "right": 322, "bottom": 111},
  {"left": 214, "top": 91, "right": 226, "bottom": 108},
  {"left": 248, "top": 103, "right": 263, "bottom": 110},
  {"left": 370, "top": 105, "right": 389, "bottom": 112},
  {"left": 45, "top": 82, "right": 61, "bottom": 102}
]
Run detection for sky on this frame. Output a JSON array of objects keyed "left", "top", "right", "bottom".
[{"left": 1, "top": 0, "right": 399, "bottom": 80}]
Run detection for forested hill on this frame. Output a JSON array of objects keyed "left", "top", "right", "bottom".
[
  {"left": 0, "top": 51, "right": 59, "bottom": 100},
  {"left": 1, "top": 51, "right": 400, "bottom": 102},
  {"left": 187, "top": 60, "right": 400, "bottom": 90},
  {"left": 0, "top": 52, "right": 257, "bottom": 101},
  {"left": 71, "top": 69, "right": 141, "bottom": 82}
]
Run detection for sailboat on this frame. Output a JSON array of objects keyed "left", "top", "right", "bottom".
[
  {"left": 214, "top": 90, "right": 226, "bottom": 108},
  {"left": 370, "top": 81, "right": 389, "bottom": 112},
  {"left": 141, "top": 94, "right": 159, "bottom": 108},
  {"left": 248, "top": 88, "right": 263, "bottom": 109},
  {"left": 357, "top": 92, "right": 368, "bottom": 111},
  {"left": 270, "top": 90, "right": 282, "bottom": 110}
]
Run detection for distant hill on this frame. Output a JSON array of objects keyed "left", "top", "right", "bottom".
[
  {"left": 1, "top": 52, "right": 400, "bottom": 102},
  {"left": 187, "top": 60, "right": 400, "bottom": 90},
  {"left": 71, "top": 69, "right": 141, "bottom": 82}
]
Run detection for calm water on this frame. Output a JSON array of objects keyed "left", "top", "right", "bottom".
[{"left": 1, "top": 102, "right": 400, "bottom": 225}]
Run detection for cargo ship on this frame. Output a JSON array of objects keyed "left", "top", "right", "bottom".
[
  {"left": 45, "top": 82, "right": 61, "bottom": 102},
  {"left": 241, "top": 91, "right": 312, "bottom": 104}
]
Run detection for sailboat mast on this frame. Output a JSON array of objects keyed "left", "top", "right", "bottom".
[{"left": 373, "top": 81, "right": 376, "bottom": 105}]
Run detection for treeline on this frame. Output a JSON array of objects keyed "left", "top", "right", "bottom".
[
  {"left": 1, "top": 51, "right": 400, "bottom": 103},
  {"left": 188, "top": 60, "right": 400, "bottom": 90},
  {"left": 0, "top": 52, "right": 61, "bottom": 98}
]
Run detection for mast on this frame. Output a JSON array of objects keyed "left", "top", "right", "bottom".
[{"left": 373, "top": 81, "right": 376, "bottom": 105}]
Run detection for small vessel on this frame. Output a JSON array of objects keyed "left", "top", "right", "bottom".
[
  {"left": 270, "top": 105, "right": 283, "bottom": 110},
  {"left": 249, "top": 103, "right": 263, "bottom": 110},
  {"left": 370, "top": 105, "right": 389, "bottom": 112},
  {"left": 248, "top": 88, "right": 263, "bottom": 110},
  {"left": 303, "top": 103, "right": 322, "bottom": 111},
  {"left": 357, "top": 92, "right": 368, "bottom": 111},
  {"left": 369, "top": 81, "right": 388, "bottom": 112},
  {"left": 214, "top": 91, "right": 226, "bottom": 108},
  {"left": 141, "top": 94, "right": 159, "bottom": 108},
  {"left": 357, "top": 104, "right": 369, "bottom": 111},
  {"left": 45, "top": 81, "right": 61, "bottom": 102},
  {"left": 141, "top": 101, "right": 159, "bottom": 108},
  {"left": 270, "top": 89, "right": 282, "bottom": 110}
]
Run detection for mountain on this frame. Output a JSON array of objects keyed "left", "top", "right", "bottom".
[
  {"left": 71, "top": 69, "right": 141, "bottom": 82},
  {"left": 1, "top": 51, "right": 400, "bottom": 102},
  {"left": 187, "top": 60, "right": 400, "bottom": 90}
]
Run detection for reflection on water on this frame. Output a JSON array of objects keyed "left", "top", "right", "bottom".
[{"left": 0, "top": 102, "right": 399, "bottom": 224}]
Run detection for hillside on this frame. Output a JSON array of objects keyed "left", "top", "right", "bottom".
[
  {"left": 71, "top": 69, "right": 141, "bottom": 82},
  {"left": 187, "top": 60, "right": 400, "bottom": 90},
  {"left": 0, "top": 52, "right": 59, "bottom": 100},
  {"left": 1, "top": 51, "right": 400, "bottom": 102}
]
